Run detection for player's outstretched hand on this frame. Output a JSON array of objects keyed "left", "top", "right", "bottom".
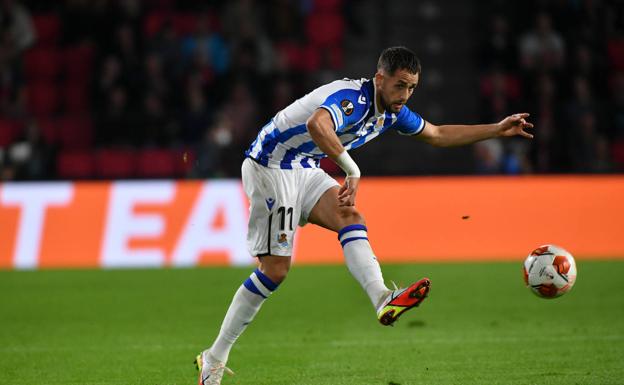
[
  {"left": 498, "top": 113, "right": 534, "bottom": 139},
  {"left": 338, "top": 176, "right": 359, "bottom": 207}
]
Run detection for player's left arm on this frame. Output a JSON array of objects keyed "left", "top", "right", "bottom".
[{"left": 417, "top": 113, "right": 534, "bottom": 147}]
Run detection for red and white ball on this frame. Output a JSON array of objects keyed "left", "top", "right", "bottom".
[{"left": 523, "top": 244, "right": 577, "bottom": 298}]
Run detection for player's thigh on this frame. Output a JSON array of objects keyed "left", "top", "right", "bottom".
[
  {"left": 242, "top": 158, "right": 299, "bottom": 258},
  {"left": 307, "top": 186, "right": 366, "bottom": 233}
]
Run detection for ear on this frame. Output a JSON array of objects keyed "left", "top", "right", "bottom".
[{"left": 374, "top": 71, "right": 384, "bottom": 85}]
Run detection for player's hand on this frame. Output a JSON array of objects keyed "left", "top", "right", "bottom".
[
  {"left": 338, "top": 176, "right": 359, "bottom": 207},
  {"left": 498, "top": 113, "right": 534, "bottom": 139}
]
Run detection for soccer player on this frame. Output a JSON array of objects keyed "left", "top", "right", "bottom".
[{"left": 195, "top": 46, "right": 533, "bottom": 384}]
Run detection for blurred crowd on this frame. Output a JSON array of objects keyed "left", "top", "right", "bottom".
[
  {"left": 476, "top": 0, "right": 624, "bottom": 174},
  {"left": 0, "top": 0, "right": 623, "bottom": 180},
  {"left": 0, "top": 0, "right": 347, "bottom": 180}
]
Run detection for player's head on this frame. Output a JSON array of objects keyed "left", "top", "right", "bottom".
[{"left": 375, "top": 46, "right": 421, "bottom": 113}]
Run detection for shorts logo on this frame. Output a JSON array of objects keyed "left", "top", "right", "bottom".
[
  {"left": 265, "top": 198, "right": 275, "bottom": 210},
  {"left": 277, "top": 233, "right": 288, "bottom": 248},
  {"left": 340, "top": 100, "right": 354, "bottom": 116}
]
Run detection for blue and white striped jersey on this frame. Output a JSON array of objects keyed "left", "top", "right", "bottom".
[{"left": 245, "top": 78, "right": 425, "bottom": 169}]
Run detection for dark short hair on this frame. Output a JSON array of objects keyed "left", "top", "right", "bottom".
[{"left": 377, "top": 46, "right": 421, "bottom": 75}]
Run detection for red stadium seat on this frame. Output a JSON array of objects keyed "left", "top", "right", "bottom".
[
  {"left": 26, "top": 82, "right": 59, "bottom": 116},
  {"left": 57, "top": 115, "right": 93, "bottom": 149},
  {"left": 94, "top": 148, "right": 137, "bottom": 179},
  {"left": 275, "top": 42, "right": 304, "bottom": 71},
  {"left": 144, "top": 11, "right": 209, "bottom": 37},
  {"left": 32, "top": 14, "right": 61, "bottom": 46},
  {"left": 56, "top": 150, "right": 95, "bottom": 179},
  {"left": 607, "top": 38, "right": 624, "bottom": 70},
  {"left": 37, "top": 117, "right": 58, "bottom": 145},
  {"left": 173, "top": 148, "right": 195, "bottom": 177},
  {"left": 325, "top": 45, "right": 344, "bottom": 69},
  {"left": 306, "top": 12, "right": 344, "bottom": 48},
  {"left": 172, "top": 13, "right": 198, "bottom": 36},
  {"left": 63, "top": 84, "right": 90, "bottom": 113},
  {"left": 64, "top": 45, "right": 94, "bottom": 82},
  {"left": 24, "top": 48, "right": 62, "bottom": 81},
  {"left": 137, "top": 148, "right": 175, "bottom": 178},
  {"left": 312, "top": 0, "right": 343, "bottom": 12},
  {"left": 144, "top": 11, "right": 169, "bottom": 37},
  {"left": 612, "top": 140, "right": 624, "bottom": 172},
  {"left": 300, "top": 45, "right": 321, "bottom": 72},
  {"left": 0, "top": 119, "right": 21, "bottom": 147}
]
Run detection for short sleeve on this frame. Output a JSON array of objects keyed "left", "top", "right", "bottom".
[
  {"left": 319, "top": 89, "right": 366, "bottom": 132},
  {"left": 393, "top": 106, "right": 425, "bottom": 136}
]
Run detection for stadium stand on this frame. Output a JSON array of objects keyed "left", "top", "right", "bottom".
[{"left": 0, "top": 0, "right": 622, "bottom": 180}]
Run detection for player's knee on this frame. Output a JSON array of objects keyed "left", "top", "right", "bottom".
[
  {"left": 337, "top": 207, "right": 366, "bottom": 227},
  {"left": 264, "top": 267, "right": 289, "bottom": 284},
  {"left": 259, "top": 258, "right": 290, "bottom": 284}
]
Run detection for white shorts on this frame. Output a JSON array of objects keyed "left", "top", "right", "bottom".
[{"left": 241, "top": 157, "right": 339, "bottom": 257}]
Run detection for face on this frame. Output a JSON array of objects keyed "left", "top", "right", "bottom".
[{"left": 375, "top": 68, "right": 419, "bottom": 113}]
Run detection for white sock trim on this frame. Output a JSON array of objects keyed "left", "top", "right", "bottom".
[
  {"left": 249, "top": 272, "right": 272, "bottom": 298},
  {"left": 339, "top": 229, "right": 368, "bottom": 243}
]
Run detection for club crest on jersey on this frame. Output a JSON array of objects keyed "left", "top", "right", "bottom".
[
  {"left": 277, "top": 233, "right": 288, "bottom": 248},
  {"left": 340, "top": 100, "right": 354, "bottom": 116}
]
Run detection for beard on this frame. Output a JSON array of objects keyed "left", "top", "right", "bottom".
[{"left": 379, "top": 94, "right": 405, "bottom": 113}]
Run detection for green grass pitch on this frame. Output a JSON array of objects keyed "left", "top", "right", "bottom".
[{"left": 1, "top": 261, "right": 623, "bottom": 385}]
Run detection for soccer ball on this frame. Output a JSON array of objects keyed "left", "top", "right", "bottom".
[{"left": 523, "top": 244, "right": 577, "bottom": 298}]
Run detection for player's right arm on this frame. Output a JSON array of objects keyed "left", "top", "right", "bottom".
[
  {"left": 418, "top": 114, "right": 534, "bottom": 147},
  {"left": 306, "top": 109, "right": 360, "bottom": 207}
]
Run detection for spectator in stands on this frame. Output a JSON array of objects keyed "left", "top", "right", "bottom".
[
  {"left": 229, "top": 21, "right": 275, "bottom": 76},
  {"left": 193, "top": 110, "right": 236, "bottom": 178},
  {"left": 478, "top": 13, "right": 516, "bottom": 70},
  {"left": 180, "top": 77, "right": 212, "bottom": 143},
  {"left": 266, "top": 0, "right": 303, "bottom": 43},
  {"left": 0, "top": 0, "right": 35, "bottom": 116},
  {"left": 112, "top": 22, "right": 142, "bottom": 98},
  {"left": 479, "top": 66, "right": 521, "bottom": 122},
  {"left": 218, "top": 81, "right": 259, "bottom": 145},
  {"left": 270, "top": 76, "right": 295, "bottom": 113},
  {"left": 611, "top": 72, "right": 624, "bottom": 139},
  {"left": 569, "top": 111, "right": 613, "bottom": 173},
  {"left": 141, "top": 51, "right": 171, "bottom": 104},
  {"left": 4, "top": 118, "right": 53, "bottom": 179},
  {"left": 564, "top": 76, "right": 602, "bottom": 128},
  {"left": 180, "top": 14, "right": 229, "bottom": 76},
  {"left": 140, "top": 91, "right": 177, "bottom": 147},
  {"left": 519, "top": 12, "right": 565, "bottom": 70},
  {"left": 221, "top": 0, "right": 264, "bottom": 44},
  {"left": 567, "top": 44, "right": 607, "bottom": 96},
  {"left": 0, "top": 0, "right": 35, "bottom": 59},
  {"left": 147, "top": 20, "right": 182, "bottom": 82},
  {"left": 527, "top": 73, "right": 565, "bottom": 172},
  {"left": 473, "top": 139, "right": 504, "bottom": 174},
  {"left": 96, "top": 85, "right": 136, "bottom": 146},
  {"left": 190, "top": 124, "right": 220, "bottom": 179}
]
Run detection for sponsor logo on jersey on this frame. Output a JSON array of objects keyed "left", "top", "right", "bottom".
[
  {"left": 358, "top": 95, "right": 366, "bottom": 104},
  {"left": 340, "top": 99, "right": 354, "bottom": 116},
  {"left": 265, "top": 198, "right": 275, "bottom": 210}
]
